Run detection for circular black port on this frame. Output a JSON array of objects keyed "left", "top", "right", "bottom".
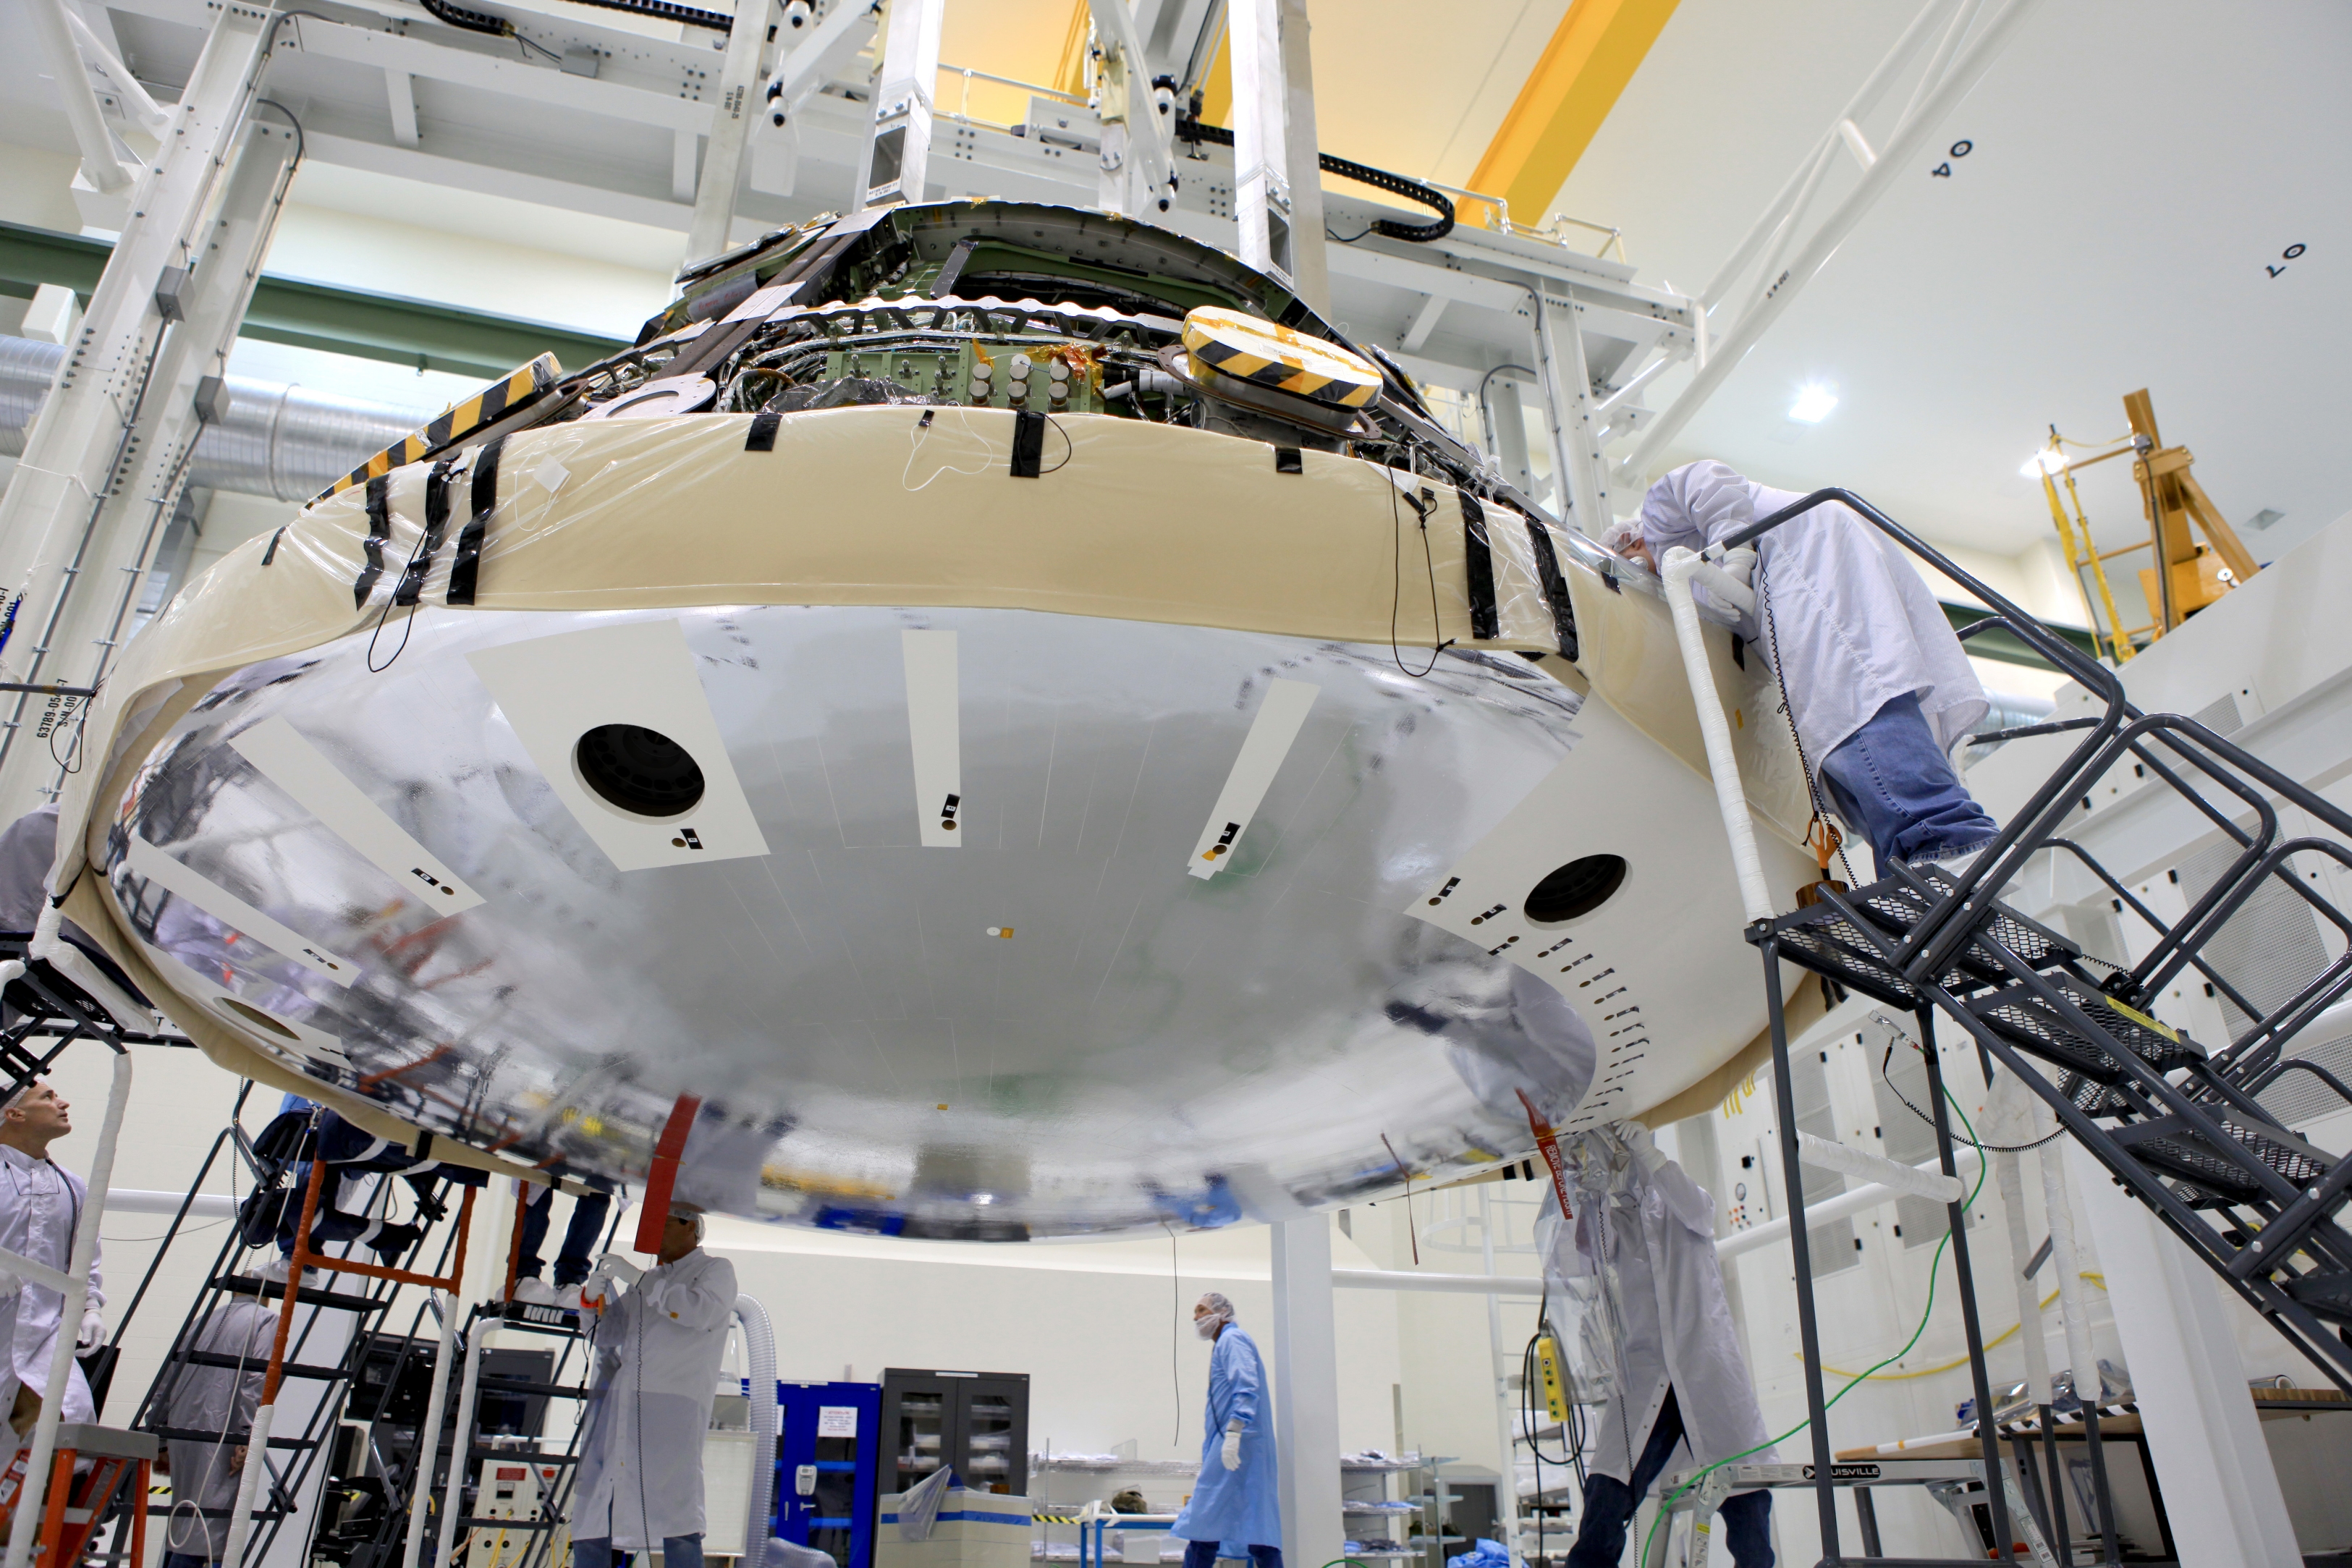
[
  {"left": 1523, "top": 854, "right": 1628, "bottom": 925},
  {"left": 575, "top": 724, "right": 706, "bottom": 818},
  {"left": 219, "top": 996, "right": 297, "bottom": 1041}
]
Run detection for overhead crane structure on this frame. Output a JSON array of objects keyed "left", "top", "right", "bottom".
[{"left": 0, "top": 0, "right": 2049, "bottom": 822}]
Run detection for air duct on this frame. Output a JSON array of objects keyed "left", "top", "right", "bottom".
[{"left": 0, "top": 334, "right": 431, "bottom": 502}]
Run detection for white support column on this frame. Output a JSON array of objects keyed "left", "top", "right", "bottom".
[
  {"left": 1526, "top": 291, "right": 1584, "bottom": 530},
  {"left": 685, "top": 0, "right": 777, "bottom": 266},
  {"left": 1226, "top": 0, "right": 1293, "bottom": 289},
  {"left": 1274, "top": 0, "right": 1327, "bottom": 313},
  {"left": 857, "top": 0, "right": 944, "bottom": 210},
  {"left": 0, "top": 1, "right": 274, "bottom": 820},
  {"left": 1484, "top": 374, "right": 1537, "bottom": 501},
  {"left": 1550, "top": 293, "right": 1612, "bottom": 533},
  {"left": 45, "top": 114, "right": 296, "bottom": 755},
  {"left": 1271, "top": 1216, "right": 1342, "bottom": 1568},
  {"left": 386, "top": 68, "right": 420, "bottom": 148},
  {"left": 2067, "top": 1143, "right": 2301, "bottom": 1568},
  {"left": 1477, "top": 1190, "right": 1525, "bottom": 1567}
]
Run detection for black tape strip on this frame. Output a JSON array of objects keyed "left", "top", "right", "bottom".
[
  {"left": 1520, "top": 512, "right": 1578, "bottom": 660},
  {"left": 1460, "top": 493, "right": 1499, "bottom": 641},
  {"left": 397, "top": 457, "right": 460, "bottom": 606},
  {"left": 353, "top": 475, "right": 392, "bottom": 609},
  {"left": 1274, "top": 447, "right": 1303, "bottom": 475},
  {"left": 745, "top": 412, "right": 782, "bottom": 452},
  {"left": 262, "top": 527, "right": 285, "bottom": 567},
  {"left": 1009, "top": 410, "right": 1046, "bottom": 478},
  {"left": 447, "top": 436, "right": 504, "bottom": 606}
]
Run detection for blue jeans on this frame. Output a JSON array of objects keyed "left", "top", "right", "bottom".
[
  {"left": 571, "top": 1534, "right": 703, "bottom": 1568},
  {"left": 1183, "top": 1543, "right": 1279, "bottom": 1568},
  {"left": 517, "top": 1186, "right": 613, "bottom": 1287},
  {"left": 1565, "top": 1389, "right": 1772, "bottom": 1567},
  {"left": 1819, "top": 691, "right": 1999, "bottom": 873}
]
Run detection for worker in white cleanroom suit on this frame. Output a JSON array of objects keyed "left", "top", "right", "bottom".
[
  {"left": 158, "top": 1281, "right": 276, "bottom": 1568},
  {"left": 0, "top": 1078, "right": 103, "bottom": 1444},
  {"left": 1541, "top": 1123, "right": 1775, "bottom": 1568},
  {"left": 1171, "top": 1292, "right": 1282, "bottom": 1568},
  {"left": 1618, "top": 459, "right": 1996, "bottom": 873},
  {"left": 570, "top": 1204, "right": 738, "bottom": 1568}
]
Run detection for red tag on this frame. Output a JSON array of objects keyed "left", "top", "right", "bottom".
[{"left": 1517, "top": 1089, "right": 1573, "bottom": 1221}]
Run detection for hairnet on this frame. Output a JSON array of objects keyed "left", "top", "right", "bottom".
[
  {"left": 1196, "top": 1291, "right": 1235, "bottom": 1327},
  {"left": 1638, "top": 459, "right": 1758, "bottom": 558},
  {"left": 0, "top": 1079, "right": 41, "bottom": 1116}
]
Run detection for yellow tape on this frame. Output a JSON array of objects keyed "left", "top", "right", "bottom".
[{"left": 313, "top": 353, "right": 561, "bottom": 503}]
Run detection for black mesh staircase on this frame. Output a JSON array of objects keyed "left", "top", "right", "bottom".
[{"left": 1718, "top": 489, "right": 2352, "bottom": 1564}]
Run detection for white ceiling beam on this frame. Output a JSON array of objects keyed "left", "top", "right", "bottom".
[{"left": 305, "top": 130, "right": 693, "bottom": 231}]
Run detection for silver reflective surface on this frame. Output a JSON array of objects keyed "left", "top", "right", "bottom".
[{"left": 106, "top": 605, "right": 1609, "bottom": 1237}]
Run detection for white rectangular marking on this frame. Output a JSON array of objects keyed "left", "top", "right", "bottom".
[
  {"left": 230, "top": 718, "right": 486, "bottom": 914},
  {"left": 903, "top": 630, "right": 963, "bottom": 848},
  {"left": 467, "top": 618, "right": 771, "bottom": 872},
  {"left": 127, "top": 838, "right": 359, "bottom": 987},
  {"left": 1188, "top": 678, "right": 1319, "bottom": 878}
]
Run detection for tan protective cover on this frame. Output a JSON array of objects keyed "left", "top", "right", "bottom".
[{"left": 59, "top": 404, "right": 1812, "bottom": 1143}]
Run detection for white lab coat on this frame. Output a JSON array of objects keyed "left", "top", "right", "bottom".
[
  {"left": 572, "top": 1247, "right": 738, "bottom": 1546},
  {"left": 0, "top": 1144, "right": 101, "bottom": 1433},
  {"left": 1638, "top": 461, "right": 1987, "bottom": 767},
  {"left": 162, "top": 1295, "right": 276, "bottom": 1556},
  {"left": 1536, "top": 1128, "right": 1772, "bottom": 1491}
]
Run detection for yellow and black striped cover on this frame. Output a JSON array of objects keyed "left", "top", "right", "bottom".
[
  {"left": 312, "top": 354, "right": 562, "bottom": 503},
  {"left": 1179, "top": 306, "right": 1381, "bottom": 410}
]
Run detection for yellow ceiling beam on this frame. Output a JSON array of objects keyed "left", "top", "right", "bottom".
[{"left": 1469, "top": 0, "right": 1679, "bottom": 227}]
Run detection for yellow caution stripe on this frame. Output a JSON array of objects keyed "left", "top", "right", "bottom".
[
  {"left": 313, "top": 354, "right": 562, "bottom": 503},
  {"left": 1180, "top": 305, "right": 1381, "bottom": 410}
]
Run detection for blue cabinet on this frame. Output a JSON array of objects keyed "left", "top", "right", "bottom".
[{"left": 771, "top": 1381, "right": 882, "bottom": 1568}]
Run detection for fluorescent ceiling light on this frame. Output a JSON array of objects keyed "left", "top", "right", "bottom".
[
  {"left": 2020, "top": 449, "right": 2068, "bottom": 478},
  {"left": 1788, "top": 384, "right": 1838, "bottom": 423}
]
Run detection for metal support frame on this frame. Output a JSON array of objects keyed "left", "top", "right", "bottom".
[
  {"left": 1086, "top": 0, "right": 1178, "bottom": 219},
  {"left": 27, "top": 0, "right": 142, "bottom": 201},
  {"left": 685, "top": 0, "right": 779, "bottom": 267},
  {"left": 856, "top": 0, "right": 944, "bottom": 211},
  {"left": 0, "top": 0, "right": 279, "bottom": 823}
]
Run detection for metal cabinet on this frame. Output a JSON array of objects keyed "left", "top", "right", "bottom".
[
  {"left": 774, "top": 1381, "right": 883, "bottom": 1568},
  {"left": 877, "top": 1368, "right": 1029, "bottom": 1498}
]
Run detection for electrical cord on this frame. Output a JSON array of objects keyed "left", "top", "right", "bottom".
[
  {"left": 1637, "top": 1080, "right": 1994, "bottom": 1567},
  {"left": 1384, "top": 463, "right": 1450, "bottom": 679},
  {"left": 1880, "top": 1040, "right": 2063, "bottom": 1152}
]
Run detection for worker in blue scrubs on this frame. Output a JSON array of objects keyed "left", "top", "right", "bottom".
[{"left": 1171, "top": 1292, "right": 1281, "bottom": 1568}]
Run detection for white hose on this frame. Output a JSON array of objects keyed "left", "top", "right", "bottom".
[
  {"left": 1986, "top": 1074, "right": 2052, "bottom": 1405},
  {"left": 215, "top": 1401, "right": 275, "bottom": 1568},
  {"left": 1660, "top": 546, "right": 1774, "bottom": 923},
  {"left": 400, "top": 1294, "right": 460, "bottom": 1568},
  {"left": 735, "top": 1295, "right": 778, "bottom": 1568},
  {"left": 437, "top": 1321, "right": 493, "bottom": 1568},
  {"left": 1796, "top": 1131, "right": 1965, "bottom": 1203},
  {"left": 1, "top": 1047, "right": 130, "bottom": 1568}
]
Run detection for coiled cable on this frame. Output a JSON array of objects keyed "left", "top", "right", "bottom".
[{"left": 1174, "top": 119, "right": 1454, "bottom": 242}]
